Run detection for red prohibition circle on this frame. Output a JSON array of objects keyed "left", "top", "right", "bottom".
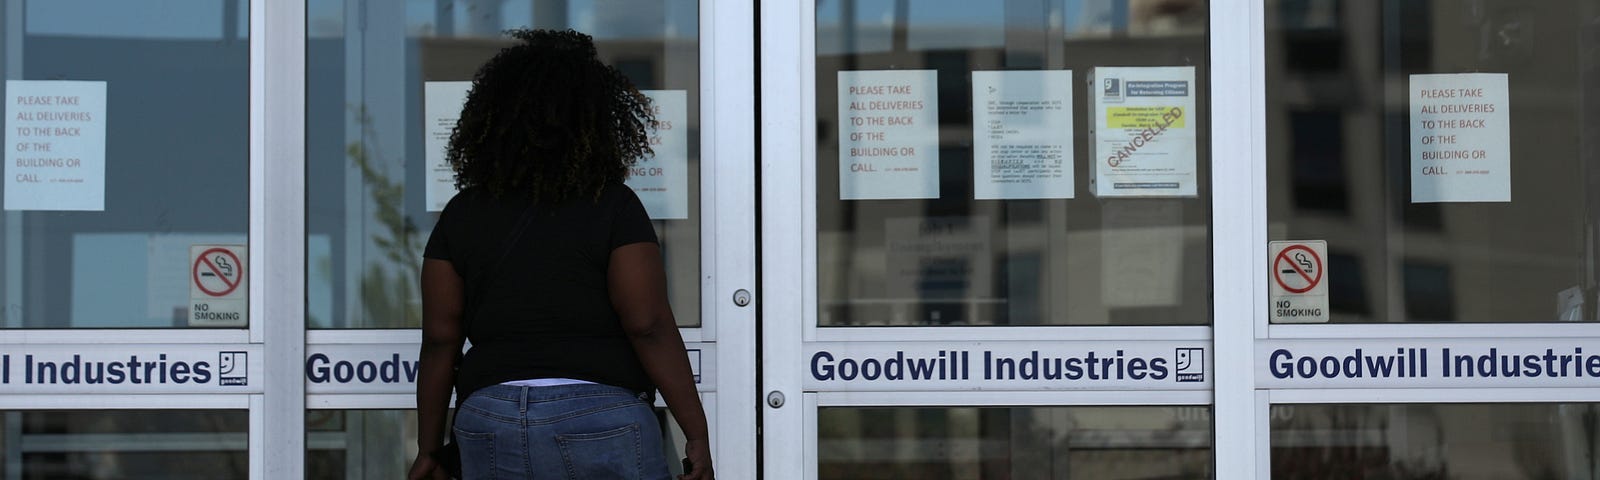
[
  {"left": 1273, "top": 245, "right": 1323, "bottom": 294},
  {"left": 193, "top": 248, "right": 243, "bottom": 297}
]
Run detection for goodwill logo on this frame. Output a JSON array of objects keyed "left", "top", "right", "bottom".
[{"left": 806, "top": 343, "right": 1208, "bottom": 390}]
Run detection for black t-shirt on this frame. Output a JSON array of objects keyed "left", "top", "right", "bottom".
[{"left": 423, "top": 182, "right": 659, "bottom": 400}]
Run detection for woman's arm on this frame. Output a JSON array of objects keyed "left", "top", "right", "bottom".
[
  {"left": 411, "top": 258, "right": 466, "bottom": 480},
  {"left": 609, "top": 242, "right": 714, "bottom": 480}
]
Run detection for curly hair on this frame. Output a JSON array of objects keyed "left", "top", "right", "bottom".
[{"left": 445, "top": 29, "right": 655, "bottom": 203}]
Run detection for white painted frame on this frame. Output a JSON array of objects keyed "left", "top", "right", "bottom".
[
  {"left": 0, "top": 2, "right": 295, "bottom": 480},
  {"left": 1237, "top": 2, "right": 1600, "bottom": 480},
  {"left": 763, "top": 0, "right": 1248, "bottom": 479},
  {"left": 299, "top": 0, "right": 759, "bottom": 478}
]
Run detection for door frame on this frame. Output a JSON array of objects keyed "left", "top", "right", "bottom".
[{"left": 759, "top": 0, "right": 1251, "bottom": 478}]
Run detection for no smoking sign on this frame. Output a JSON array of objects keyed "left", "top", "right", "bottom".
[
  {"left": 1269, "top": 241, "right": 1328, "bottom": 323},
  {"left": 190, "top": 245, "right": 248, "bottom": 327}
]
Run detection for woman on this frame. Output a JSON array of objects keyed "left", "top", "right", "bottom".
[{"left": 408, "top": 29, "right": 712, "bottom": 480}]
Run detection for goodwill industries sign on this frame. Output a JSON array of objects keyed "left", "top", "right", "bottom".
[
  {"left": 0, "top": 345, "right": 263, "bottom": 394},
  {"left": 1259, "top": 339, "right": 1600, "bottom": 388},
  {"left": 806, "top": 341, "right": 1210, "bottom": 391}
]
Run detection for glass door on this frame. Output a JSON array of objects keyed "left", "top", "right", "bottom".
[
  {"left": 299, "top": 0, "right": 754, "bottom": 477},
  {"left": 762, "top": 0, "right": 1219, "bottom": 477}
]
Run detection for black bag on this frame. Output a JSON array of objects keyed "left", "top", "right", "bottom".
[{"left": 432, "top": 201, "right": 538, "bottom": 479}]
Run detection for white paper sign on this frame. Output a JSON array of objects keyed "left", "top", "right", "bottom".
[
  {"left": 1409, "top": 73, "right": 1510, "bottom": 203},
  {"left": 838, "top": 70, "right": 940, "bottom": 200},
  {"left": 424, "top": 81, "right": 471, "bottom": 212},
  {"left": 625, "top": 90, "right": 689, "bottom": 219},
  {"left": 1089, "top": 67, "right": 1197, "bottom": 197},
  {"left": 5, "top": 80, "right": 107, "bottom": 211},
  {"left": 971, "top": 71, "right": 1074, "bottom": 200}
]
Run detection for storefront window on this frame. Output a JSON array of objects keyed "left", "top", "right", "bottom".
[
  {"left": 815, "top": 0, "right": 1210, "bottom": 326},
  {"left": 819, "top": 406, "right": 1211, "bottom": 479},
  {"left": 0, "top": 410, "right": 248, "bottom": 478},
  {"left": 1272, "top": 403, "right": 1600, "bottom": 478},
  {"left": 0, "top": 0, "right": 251, "bottom": 328},
  {"left": 306, "top": 0, "right": 701, "bottom": 329},
  {"left": 1266, "top": 0, "right": 1600, "bottom": 323}
]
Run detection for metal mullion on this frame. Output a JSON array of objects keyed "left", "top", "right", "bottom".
[
  {"left": 259, "top": 0, "right": 307, "bottom": 478},
  {"left": 760, "top": 0, "right": 809, "bottom": 477},
  {"left": 707, "top": 0, "right": 758, "bottom": 477},
  {"left": 1210, "top": 0, "right": 1263, "bottom": 478}
]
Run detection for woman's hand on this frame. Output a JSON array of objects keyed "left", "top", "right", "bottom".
[
  {"left": 408, "top": 454, "right": 449, "bottom": 480},
  {"left": 678, "top": 437, "right": 714, "bottom": 480}
]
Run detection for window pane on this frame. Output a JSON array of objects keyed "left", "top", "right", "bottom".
[
  {"left": 819, "top": 406, "right": 1212, "bottom": 479},
  {"left": 306, "top": 0, "right": 701, "bottom": 329},
  {"left": 0, "top": 0, "right": 250, "bottom": 328},
  {"left": 815, "top": 0, "right": 1211, "bottom": 326},
  {"left": 1272, "top": 403, "right": 1600, "bottom": 478},
  {"left": 307, "top": 408, "right": 687, "bottom": 478},
  {"left": 0, "top": 410, "right": 248, "bottom": 478},
  {"left": 1266, "top": 0, "right": 1600, "bottom": 322}
]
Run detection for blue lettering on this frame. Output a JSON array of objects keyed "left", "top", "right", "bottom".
[
  {"left": 357, "top": 361, "right": 378, "bottom": 383},
  {"left": 1363, "top": 353, "right": 1395, "bottom": 377},
  {"left": 404, "top": 356, "right": 420, "bottom": 382},
  {"left": 861, "top": 359, "right": 881, "bottom": 380},
  {"left": 1064, "top": 358, "right": 1084, "bottom": 379},
  {"left": 334, "top": 361, "right": 354, "bottom": 383},
  {"left": 307, "top": 353, "right": 331, "bottom": 383},
  {"left": 1148, "top": 357, "right": 1169, "bottom": 380},
  {"left": 908, "top": 356, "right": 935, "bottom": 379},
  {"left": 107, "top": 362, "right": 126, "bottom": 384},
  {"left": 192, "top": 361, "right": 212, "bottom": 384},
  {"left": 810, "top": 352, "right": 834, "bottom": 381},
  {"left": 837, "top": 359, "right": 858, "bottom": 380}
]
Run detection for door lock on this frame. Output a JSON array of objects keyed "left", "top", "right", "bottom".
[
  {"left": 767, "top": 391, "right": 786, "bottom": 408},
  {"left": 733, "top": 289, "right": 752, "bottom": 307}
]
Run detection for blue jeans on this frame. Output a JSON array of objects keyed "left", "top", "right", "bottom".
[{"left": 454, "top": 383, "right": 670, "bottom": 480}]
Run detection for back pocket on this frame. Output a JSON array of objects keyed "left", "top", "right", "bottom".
[
  {"left": 453, "top": 429, "right": 497, "bottom": 480},
  {"left": 556, "top": 424, "right": 641, "bottom": 480}
]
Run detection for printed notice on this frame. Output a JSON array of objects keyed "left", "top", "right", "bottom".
[
  {"left": 5, "top": 80, "right": 107, "bottom": 211},
  {"left": 839, "top": 70, "right": 940, "bottom": 200},
  {"left": 972, "top": 71, "right": 1074, "bottom": 200},
  {"left": 1089, "top": 67, "right": 1197, "bottom": 198},
  {"left": 1409, "top": 73, "right": 1510, "bottom": 203},
  {"left": 625, "top": 90, "right": 689, "bottom": 219},
  {"left": 424, "top": 81, "right": 471, "bottom": 212}
]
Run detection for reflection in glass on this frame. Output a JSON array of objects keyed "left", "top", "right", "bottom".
[
  {"left": 1266, "top": 0, "right": 1600, "bottom": 322},
  {"left": 0, "top": 410, "right": 248, "bottom": 479},
  {"left": 306, "top": 408, "right": 687, "bottom": 478},
  {"left": 306, "top": 0, "right": 701, "bottom": 329},
  {"left": 816, "top": 0, "right": 1210, "bottom": 326},
  {"left": 0, "top": 0, "right": 250, "bottom": 328},
  {"left": 1272, "top": 403, "right": 1600, "bottom": 479},
  {"left": 818, "top": 406, "right": 1212, "bottom": 479}
]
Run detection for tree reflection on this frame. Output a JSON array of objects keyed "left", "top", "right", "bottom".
[{"left": 346, "top": 105, "right": 423, "bottom": 328}]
